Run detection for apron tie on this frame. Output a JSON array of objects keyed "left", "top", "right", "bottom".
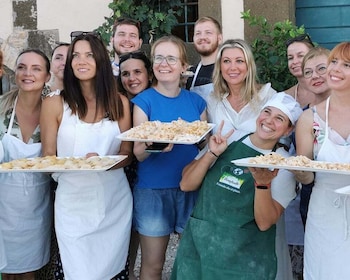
[
  {"left": 343, "top": 195, "right": 349, "bottom": 240},
  {"left": 333, "top": 194, "right": 349, "bottom": 240}
]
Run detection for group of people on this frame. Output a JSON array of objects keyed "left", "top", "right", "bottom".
[{"left": 0, "top": 14, "right": 350, "bottom": 280}]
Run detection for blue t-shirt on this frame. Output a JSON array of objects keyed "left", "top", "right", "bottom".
[{"left": 131, "top": 87, "right": 206, "bottom": 189}]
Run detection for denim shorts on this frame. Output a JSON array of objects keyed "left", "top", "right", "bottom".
[{"left": 133, "top": 187, "right": 198, "bottom": 237}]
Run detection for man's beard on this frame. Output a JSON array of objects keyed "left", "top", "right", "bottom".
[{"left": 195, "top": 41, "right": 219, "bottom": 57}]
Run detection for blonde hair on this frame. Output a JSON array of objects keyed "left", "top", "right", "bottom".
[
  {"left": 212, "top": 39, "right": 259, "bottom": 105},
  {"left": 302, "top": 46, "right": 330, "bottom": 70},
  {"left": 0, "top": 50, "right": 3, "bottom": 69},
  {"left": 151, "top": 35, "right": 188, "bottom": 67},
  {"left": 0, "top": 89, "right": 19, "bottom": 115}
]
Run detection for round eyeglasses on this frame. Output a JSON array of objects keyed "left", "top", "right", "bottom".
[
  {"left": 153, "top": 55, "right": 178, "bottom": 65},
  {"left": 304, "top": 64, "right": 327, "bottom": 79}
]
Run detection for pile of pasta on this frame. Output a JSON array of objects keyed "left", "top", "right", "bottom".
[
  {"left": 125, "top": 120, "right": 211, "bottom": 142},
  {"left": 0, "top": 155, "right": 117, "bottom": 171},
  {"left": 249, "top": 153, "right": 350, "bottom": 171}
]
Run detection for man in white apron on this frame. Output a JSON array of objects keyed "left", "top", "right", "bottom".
[{"left": 186, "top": 16, "right": 222, "bottom": 102}]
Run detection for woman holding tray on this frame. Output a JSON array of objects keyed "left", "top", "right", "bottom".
[
  {"left": 131, "top": 35, "right": 207, "bottom": 280},
  {"left": 171, "top": 92, "right": 302, "bottom": 280},
  {"left": 0, "top": 49, "right": 52, "bottom": 280},
  {"left": 118, "top": 50, "right": 153, "bottom": 280},
  {"left": 40, "top": 32, "right": 133, "bottom": 279},
  {"left": 295, "top": 42, "right": 350, "bottom": 279}
]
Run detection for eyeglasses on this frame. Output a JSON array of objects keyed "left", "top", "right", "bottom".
[
  {"left": 285, "top": 34, "right": 314, "bottom": 48},
  {"left": 304, "top": 64, "right": 327, "bottom": 79},
  {"left": 70, "top": 31, "right": 101, "bottom": 42},
  {"left": 153, "top": 55, "right": 178, "bottom": 65}
]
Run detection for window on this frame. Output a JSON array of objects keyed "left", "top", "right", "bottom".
[{"left": 172, "top": 0, "right": 198, "bottom": 42}]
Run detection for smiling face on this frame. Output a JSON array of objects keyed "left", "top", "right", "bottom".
[
  {"left": 111, "top": 24, "right": 142, "bottom": 55},
  {"left": 15, "top": 52, "right": 50, "bottom": 93},
  {"left": 287, "top": 42, "right": 312, "bottom": 78},
  {"left": 256, "top": 106, "right": 293, "bottom": 142},
  {"left": 152, "top": 41, "right": 186, "bottom": 85},
  {"left": 71, "top": 40, "right": 96, "bottom": 81},
  {"left": 51, "top": 45, "right": 69, "bottom": 81},
  {"left": 220, "top": 47, "right": 248, "bottom": 88},
  {"left": 327, "top": 57, "right": 350, "bottom": 93},
  {"left": 193, "top": 21, "right": 222, "bottom": 57},
  {"left": 304, "top": 54, "right": 329, "bottom": 95},
  {"left": 120, "top": 58, "right": 150, "bottom": 96}
]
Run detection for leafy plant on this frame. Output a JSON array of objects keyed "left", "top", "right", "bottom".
[
  {"left": 241, "top": 10, "right": 308, "bottom": 91},
  {"left": 97, "top": 0, "right": 182, "bottom": 46}
]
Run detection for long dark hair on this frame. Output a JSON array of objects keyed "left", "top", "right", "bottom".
[{"left": 63, "top": 33, "right": 124, "bottom": 121}]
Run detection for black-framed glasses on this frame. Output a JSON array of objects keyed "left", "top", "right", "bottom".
[
  {"left": 304, "top": 63, "right": 327, "bottom": 79},
  {"left": 70, "top": 31, "right": 100, "bottom": 42},
  {"left": 285, "top": 34, "right": 314, "bottom": 48},
  {"left": 153, "top": 55, "right": 178, "bottom": 65}
]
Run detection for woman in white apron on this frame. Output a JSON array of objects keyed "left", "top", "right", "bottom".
[
  {"left": 295, "top": 42, "right": 350, "bottom": 279},
  {"left": 40, "top": 32, "right": 133, "bottom": 280},
  {"left": 0, "top": 49, "right": 52, "bottom": 280}
]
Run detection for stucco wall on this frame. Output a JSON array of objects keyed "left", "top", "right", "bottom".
[
  {"left": 37, "top": 0, "right": 111, "bottom": 43},
  {"left": 244, "top": 0, "right": 293, "bottom": 43},
  {"left": 199, "top": 0, "right": 245, "bottom": 40},
  {"left": 0, "top": 0, "right": 111, "bottom": 71}
]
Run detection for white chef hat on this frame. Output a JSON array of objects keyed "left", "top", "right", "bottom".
[{"left": 262, "top": 92, "right": 302, "bottom": 125}]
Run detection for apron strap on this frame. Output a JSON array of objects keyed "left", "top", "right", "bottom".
[
  {"left": 190, "top": 62, "right": 202, "bottom": 89},
  {"left": 325, "top": 96, "right": 330, "bottom": 139},
  {"left": 7, "top": 96, "right": 18, "bottom": 135}
]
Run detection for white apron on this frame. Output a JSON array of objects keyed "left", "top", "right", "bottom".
[
  {"left": 304, "top": 97, "right": 350, "bottom": 279},
  {"left": 0, "top": 99, "right": 51, "bottom": 273},
  {"left": 190, "top": 62, "right": 214, "bottom": 103},
  {"left": 0, "top": 228, "right": 6, "bottom": 270},
  {"left": 54, "top": 104, "right": 132, "bottom": 280}
]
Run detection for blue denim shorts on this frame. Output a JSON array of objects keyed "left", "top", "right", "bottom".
[{"left": 133, "top": 187, "right": 198, "bottom": 237}]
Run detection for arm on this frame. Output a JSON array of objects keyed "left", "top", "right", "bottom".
[
  {"left": 249, "top": 167, "right": 284, "bottom": 231},
  {"left": 112, "top": 94, "right": 133, "bottom": 169},
  {"left": 132, "top": 105, "right": 152, "bottom": 162},
  {"left": 40, "top": 95, "right": 63, "bottom": 156},
  {"left": 180, "top": 121, "right": 234, "bottom": 191},
  {"left": 294, "top": 109, "right": 315, "bottom": 184},
  {"left": 180, "top": 148, "right": 218, "bottom": 191}
]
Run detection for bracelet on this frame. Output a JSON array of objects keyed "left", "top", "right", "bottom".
[
  {"left": 254, "top": 181, "right": 271, "bottom": 189},
  {"left": 208, "top": 149, "right": 219, "bottom": 158}
]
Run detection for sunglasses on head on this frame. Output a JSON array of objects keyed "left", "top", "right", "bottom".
[
  {"left": 285, "top": 34, "right": 314, "bottom": 48},
  {"left": 70, "top": 31, "right": 101, "bottom": 42}
]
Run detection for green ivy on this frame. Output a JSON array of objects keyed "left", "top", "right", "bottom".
[
  {"left": 241, "top": 10, "right": 308, "bottom": 91},
  {"left": 97, "top": 0, "right": 182, "bottom": 46}
]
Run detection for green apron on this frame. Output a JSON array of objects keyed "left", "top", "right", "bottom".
[{"left": 172, "top": 135, "right": 277, "bottom": 280}]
